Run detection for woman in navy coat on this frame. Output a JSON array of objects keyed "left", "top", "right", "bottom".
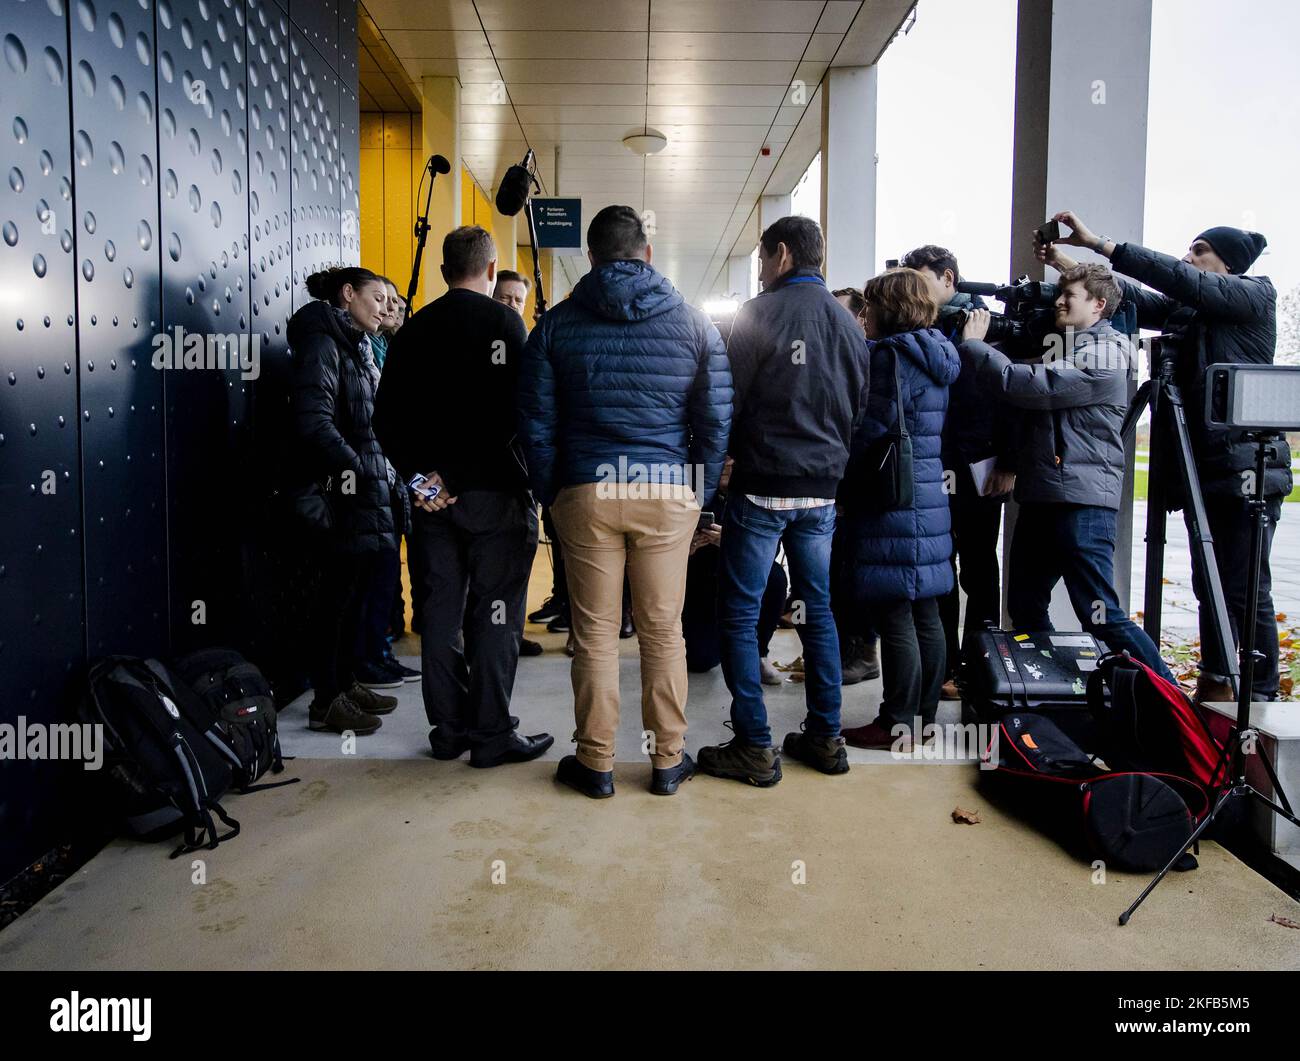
[{"left": 837, "top": 269, "right": 961, "bottom": 749}]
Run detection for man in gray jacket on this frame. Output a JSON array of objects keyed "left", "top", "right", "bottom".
[{"left": 959, "top": 263, "right": 1174, "bottom": 681}]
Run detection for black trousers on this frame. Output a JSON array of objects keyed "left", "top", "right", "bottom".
[
  {"left": 541, "top": 505, "right": 570, "bottom": 610},
  {"left": 938, "top": 467, "right": 1004, "bottom": 677},
  {"left": 683, "top": 549, "right": 786, "bottom": 672},
  {"left": 309, "top": 548, "right": 381, "bottom": 706},
  {"left": 875, "top": 596, "right": 946, "bottom": 731},
  {"left": 412, "top": 491, "right": 538, "bottom": 752},
  {"left": 1189, "top": 494, "right": 1283, "bottom": 700},
  {"left": 356, "top": 547, "right": 400, "bottom": 666}
]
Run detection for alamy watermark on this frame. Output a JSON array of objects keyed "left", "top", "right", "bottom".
[
  {"left": 1, "top": 718, "right": 103, "bottom": 770},
  {"left": 151, "top": 325, "right": 261, "bottom": 381},
  {"left": 594, "top": 456, "right": 705, "bottom": 500}
]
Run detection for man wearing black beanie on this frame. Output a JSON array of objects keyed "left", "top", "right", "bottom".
[{"left": 1036, "top": 213, "right": 1291, "bottom": 704}]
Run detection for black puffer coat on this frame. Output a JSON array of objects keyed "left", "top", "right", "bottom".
[
  {"left": 1111, "top": 242, "right": 1293, "bottom": 501},
  {"left": 286, "top": 300, "right": 394, "bottom": 553}
]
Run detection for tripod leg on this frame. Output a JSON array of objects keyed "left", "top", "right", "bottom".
[
  {"left": 1118, "top": 784, "right": 1235, "bottom": 926},
  {"left": 1143, "top": 424, "right": 1167, "bottom": 646},
  {"left": 1249, "top": 737, "right": 1297, "bottom": 819},
  {"left": 1169, "top": 397, "right": 1241, "bottom": 697}
]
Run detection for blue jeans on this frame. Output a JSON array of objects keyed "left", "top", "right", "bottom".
[
  {"left": 718, "top": 496, "right": 841, "bottom": 746},
  {"left": 1008, "top": 503, "right": 1175, "bottom": 682}
]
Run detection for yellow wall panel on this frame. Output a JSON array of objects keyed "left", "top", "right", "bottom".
[{"left": 359, "top": 145, "right": 385, "bottom": 277}]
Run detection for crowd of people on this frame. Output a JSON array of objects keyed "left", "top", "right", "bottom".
[{"left": 282, "top": 203, "right": 1290, "bottom": 796}]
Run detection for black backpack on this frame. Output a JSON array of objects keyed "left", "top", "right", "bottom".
[
  {"left": 81, "top": 656, "right": 240, "bottom": 857},
  {"left": 980, "top": 711, "right": 1206, "bottom": 872},
  {"left": 172, "top": 647, "right": 294, "bottom": 791}
]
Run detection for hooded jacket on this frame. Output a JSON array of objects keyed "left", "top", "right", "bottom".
[
  {"left": 959, "top": 320, "right": 1133, "bottom": 510},
  {"left": 517, "top": 260, "right": 732, "bottom": 507},
  {"left": 286, "top": 300, "right": 394, "bottom": 553},
  {"left": 839, "top": 327, "right": 961, "bottom": 603}
]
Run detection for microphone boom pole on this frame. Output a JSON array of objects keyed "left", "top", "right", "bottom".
[{"left": 405, "top": 153, "right": 451, "bottom": 323}]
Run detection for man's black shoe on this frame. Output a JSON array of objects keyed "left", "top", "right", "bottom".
[
  {"left": 469, "top": 731, "right": 554, "bottom": 768},
  {"left": 430, "top": 716, "right": 521, "bottom": 759},
  {"left": 546, "top": 613, "right": 570, "bottom": 633},
  {"left": 528, "top": 596, "right": 563, "bottom": 624},
  {"left": 650, "top": 751, "right": 695, "bottom": 795},
  {"left": 518, "top": 637, "right": 543, "bottom": 657},
  {"left": 619, "top": 612, "right": 635, "bottom": 639},
  {"left": 556, "top": 754, "right": 615, "bottom": 798}
]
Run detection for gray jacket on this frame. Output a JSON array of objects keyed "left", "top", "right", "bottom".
[{"left": 958, "top": 321, "right": 1134, "bottom": 510}]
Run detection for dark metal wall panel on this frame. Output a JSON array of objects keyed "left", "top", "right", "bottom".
[
  {"left": 339, "top": 82, "right": 359, "bottom": 267},
  {"left": 337, "top": 0, "right": 357, "bottom": 111},
  {"left": 0, "top": 0, "right": 358, "bottom": 888},
  {"left": 289, "top": 23, "right": 341, "bottom": 311},
  {"left": 290, "top": 0, "right": 338, "bottom": 75},
  {"left": 70, "top": 0, "right": 169, "bottom": 658},
  {"left": 0, "top": 0, "right": 87, "bottom": 885},
  {"left": 156, "top": 0, "right": 253, "bottom": 653}
]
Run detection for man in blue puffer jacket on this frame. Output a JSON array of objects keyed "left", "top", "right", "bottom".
[{"left": 518, "top": 205, "right": 733, "bottom": 799}]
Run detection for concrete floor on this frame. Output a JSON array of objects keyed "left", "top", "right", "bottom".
[
  {"left": 4, "top": 546, "right": 1298, "bottom": 970},
  {"left": 1, "top": 756, "right": 1297, "bottom": 970}
]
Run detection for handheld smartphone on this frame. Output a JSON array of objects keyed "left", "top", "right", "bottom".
[
  {"left": 697, "top": 510, "right": 716, "bottom": 530},
  {"left": 407, "top": 473, "right": 441, "bottom": 502},
  {"left": 1035, "top": 219, "right": 1061, "bottom": 245}
]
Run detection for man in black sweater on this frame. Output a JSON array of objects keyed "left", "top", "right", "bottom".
[{"left": 374, "top": 226, "right": 553, "bottom": 766}]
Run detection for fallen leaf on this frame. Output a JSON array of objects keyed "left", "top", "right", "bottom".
[
  {"left": 952, "top": 806, "right": 982, "bottom": 825},
  {"left": 1269, "top": 914, "right": 1300, "bottom": 930}
]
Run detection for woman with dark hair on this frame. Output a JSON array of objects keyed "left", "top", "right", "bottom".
[
  {"left": 837, "top": 268, "right": 961, "bottom": 750},
  {"left": 286, "top": 265, "right": 400, "bottom": 734}
]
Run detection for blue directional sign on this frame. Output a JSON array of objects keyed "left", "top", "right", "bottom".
[{"left": 531, "top": 198, "right": 583, "bottom": 249}]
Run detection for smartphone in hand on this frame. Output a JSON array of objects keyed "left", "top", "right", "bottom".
[
  {"left": 408, "top": 473, "right": 441, "bottom": 503},
  {"left": 698, "top": 510, "right": 716, "bottom": 530},
  {"left": 1035, "top": 219, "right": 1061, "bottom": 246}
]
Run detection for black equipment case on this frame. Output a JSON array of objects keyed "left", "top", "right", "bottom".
[{"left": 960, "top": 628, "right": 1106, "bottom": 745}]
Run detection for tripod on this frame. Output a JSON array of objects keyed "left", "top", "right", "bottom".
[
  {"left": 1120, "top": 339, "right": 1239, "bottom": 697},
  {"left": 1119, "top": 432, "right": 1299, "bottom": 923}
]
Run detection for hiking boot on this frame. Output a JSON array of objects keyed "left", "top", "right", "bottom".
[
  {"left": 782, "top": 730, "right": 849, "bottom": 774},
  {"left": 841, "top": 636, "right": 881, "bottom": 684},
  {"left": 697, "top": 737, "right": 782, "bottom": 787},
  {"left": 309, "top": 693, "right": 382, "bottom": 735},
  {"left": 348, "top": 682, "right": 398, "bottom": 716},
  {"left": 651, "top": 752, "right": 696, "bottom": 795}
]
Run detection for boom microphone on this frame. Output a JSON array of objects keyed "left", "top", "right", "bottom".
[{"left": 494, "top": 149, "right": 536, "bottom": 217}]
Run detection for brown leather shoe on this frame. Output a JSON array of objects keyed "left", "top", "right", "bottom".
[
  {"left": 940, "top": 679, "right": 961, "bottom": 700},
  {"left": 842, "top": 720, "right": 903, "bottom": 750},
  {"left": 1194, "top": 674, "right": 1235, "bottom": 704}
]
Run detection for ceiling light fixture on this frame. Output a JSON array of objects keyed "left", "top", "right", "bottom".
[{"left": 623, "top": 129, "right": 668, "bottom": 155}]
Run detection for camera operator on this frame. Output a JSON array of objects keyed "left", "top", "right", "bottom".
[
  {"left": 901, "top": 246, "right": 1014, "bottom": 698},
  {"left": 1039, "top": 214, "right": 1291, "bottom": 702},
  {"left": 959, "top": 264, "right": 1175, "bottom": 682}
]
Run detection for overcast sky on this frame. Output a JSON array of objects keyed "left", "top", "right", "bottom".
[{"left": 871, "top": 0, "right": 1299, "bottom": 298}]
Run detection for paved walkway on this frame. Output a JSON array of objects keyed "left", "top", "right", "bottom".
[{"left": 1128, "top": 500, "right": 1300, "bottom": 637}]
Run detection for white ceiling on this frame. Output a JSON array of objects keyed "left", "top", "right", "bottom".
[{"left": 359, "top": 0, "right": 916, "bottom": 301}]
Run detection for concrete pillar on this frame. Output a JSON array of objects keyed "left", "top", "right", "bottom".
[
  {"left": 820, "top": 65, "right": 878, "bottom": 289},
  {"left": 1005, "top": 0, "right": 1153, "bottom": 627},
  {"left": 725, "top": 255, "right": 751, "bottom": 301},
  {"left": 420, "top": 76, "right": 461, "bottom": 304},
  {"left": 759, "top": 193, "right": 792, "bottom": 233}
]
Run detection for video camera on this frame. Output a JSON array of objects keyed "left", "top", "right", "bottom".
[{"left": 953, "top": 276, "right": 1059, "bottom": 354}]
